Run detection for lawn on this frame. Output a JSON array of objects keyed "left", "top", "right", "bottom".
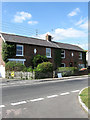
[{"left": 80, "top": 87, "right": 90, "bottom": 109}]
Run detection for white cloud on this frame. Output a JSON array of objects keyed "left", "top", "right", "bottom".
[
  {"left": 28, "top": 21, "right": 38, "bottom": 25},
  {"left": 79, "top": 21, "right": 88, "bottom": 29},
  {"left": 54, "top": 28, "right": 87, "bottom": 40},
  {"left": 34, "top": 27, "right": 87, "bottom": 41},
  {"left": 75, "top": 17, "right": 88, "bottom": 30},
  {"left": 68, "top": 8, "right": 80, "bottom": 17},
  {"left": 13, "top": 11, "right": 32, "bottom": 23}
]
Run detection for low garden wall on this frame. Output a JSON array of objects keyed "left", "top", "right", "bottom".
[
  {"left": 6, "top": 71, "right": 53, "bottom": 79},
  {"left": 6, "top": 71, "right": 35, "bottom": 80}
]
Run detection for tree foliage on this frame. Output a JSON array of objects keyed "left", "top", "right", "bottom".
[
  {"left": 2, "top": 42, "right": 15, "bottom": 62},
  {"left": 31, "top": 54, "right": 48, "bottom": 68}
]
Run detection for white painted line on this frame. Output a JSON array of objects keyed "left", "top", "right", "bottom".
[
  {"left": 60, "top": 92, "right": 70, "bottom": 96},
  {"left": 11, "top": 101, "right": 26, "bottom": 106},
  {"left": 47, "top": 95, "right": 58, "bottom": 98},
  {"left": 0, "top": 105, "right": 5, "bottom": 108},
  {"left": 71, "top": 90, "right": 80, "bottom": 93},
  {"left": 30, "top": 98, "right": 44, "bottom": 102}
]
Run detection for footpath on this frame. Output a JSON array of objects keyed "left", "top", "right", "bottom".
[{"left": 0, "top": 75, "right": 88, "bottom": 84}]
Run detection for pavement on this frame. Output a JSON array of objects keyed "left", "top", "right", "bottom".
[
  {"left": 0, "top": 74, "right": 88, "bottom": 84},
  {"left": 1, "top": 76, "right": 88, "bottom": 118}
]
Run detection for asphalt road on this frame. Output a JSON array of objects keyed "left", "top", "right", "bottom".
[{"left": 1, "top": 77, "right": 88, "bottom": 118}]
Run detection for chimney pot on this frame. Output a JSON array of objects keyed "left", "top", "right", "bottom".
[{"left": 46, "top": 34, "right": 52, "bottom": 41}]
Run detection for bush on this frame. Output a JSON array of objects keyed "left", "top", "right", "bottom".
[
  {"left": 2, "top": 42, "right": 15, "bottom": 62},
  {"left": 35, "top": 62, "right": 53, "bottom": 73},
  {"left": 5, "top": 61, "right": 26, "bottom": 71},
  {"left": 26, "top": 67, "right": 33, "bottom": 72},
  {"left": 57, "top": 67, "right": 78, "bottom": 77},
  {"left": 31, "top": 54, "right": 48, "bottom": 68}
]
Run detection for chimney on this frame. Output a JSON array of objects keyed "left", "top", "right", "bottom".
[{"left": 46, "top": 34, "right": 52, "bottom": 41}]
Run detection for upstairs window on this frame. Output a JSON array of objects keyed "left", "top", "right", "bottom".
[
  {"left": 61, "top": 50, "right": 65, "bottom": 58},
  {"left": 46, "top": 48, "right": 51, "bottom": 58},
  {"left": 79, "top": 52, "right": 82, "bottom": 59},
  {"left": 16, "top": 45, "right": 23, "bottom": 56},
  {"left": 61, "top": 63, "right": 65, "bottom": 67}
]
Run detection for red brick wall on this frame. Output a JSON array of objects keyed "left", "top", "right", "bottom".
[
  {"left": 61, "top": 49, "right": 84, "bottom": 67},
  {"left": 11, "top": 43, "right": 55, "bottom": 67},
  {"left": 7, "top": 42, "right": 84, "bottom": 68},
  {"left": 0, "top": 37, "right": 5, "bottom": 66}
]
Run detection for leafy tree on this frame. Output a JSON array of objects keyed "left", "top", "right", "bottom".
[
  {"left": 31, "top": 54, "right": 48, "bottom": 68},
  {"left": 2, "top": 42, "right": 15, "bottom": 62}
]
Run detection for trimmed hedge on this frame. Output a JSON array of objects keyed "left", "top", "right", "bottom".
[
  {"left": 35, "top": 62, "right": 53, "bottom": 73},
  {"left": 5, "top": 61, "right": 26, "bottom": 71},
  {"left": 57, "top": 67, "right": 78, "bottom": 77}
]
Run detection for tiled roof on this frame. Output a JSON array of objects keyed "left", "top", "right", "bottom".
[{"left": 1, "top": 33, "right": 84, "bottom": 51}]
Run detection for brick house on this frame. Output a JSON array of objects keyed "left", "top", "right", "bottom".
[{"left": 0, "top": 33, "right": 86, "bottom": 73}]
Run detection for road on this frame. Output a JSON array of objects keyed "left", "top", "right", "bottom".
[{"left": 1, "top": 76, "right": 88, "bottom": 118}]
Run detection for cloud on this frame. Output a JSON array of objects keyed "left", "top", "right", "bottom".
[
  {"left": 53, "top": 28, "right": 87, "bottom": 40},
  {"left": 75, "top": 17, "right": 88, "bottom": 30},
  {"left": 68, "top": 8, "right": 80, "bottom": 17},
  {"left": 28, "top": 21, "right": 38, "bottom": 25},
  {"left": 34, "top": 27, "right": 87, "bottom": 41},
  {"left": 13, "top": 11, "right": 32, "bottom": 23}
]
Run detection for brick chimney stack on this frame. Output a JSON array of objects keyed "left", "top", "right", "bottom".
[{"left": 46, "top": 34, "right": 52, "bottom": 41}]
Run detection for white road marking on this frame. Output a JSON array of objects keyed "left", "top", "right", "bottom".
[
  {"left": 30, "top": 98, "right": 44, "bottom": 102},
  {"left": 60, "top": 92, "right": 70, "bottom": 96},
  {"left": 11, "top": 101, "right": 26, "bottom": 106},
  {"left": 47, "top": 95, "right": 58, "bottom": 98},
  {"left": 71, "top": 90, "right": 80, "bottom": 93},
  {"left": 0, "top": 105, "right": 5, "bottom": 108}
]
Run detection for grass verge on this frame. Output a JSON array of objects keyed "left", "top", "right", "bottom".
[{"left": 80, "top": 87, "right": 90, "bottom": 109}]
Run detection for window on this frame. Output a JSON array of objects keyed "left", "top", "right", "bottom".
[
  {"left": 61, "top": 50, "right": 65, "bottom": 58},
  {"left": 71, "top": 52, "right": 74, "bottom": 57},
  {"left": 8, "top": 59, "right": 26, "bottom": 65},
  {"left": 78, "top": 64, "right": 85, "bottom": 69},
  {"left": 16, "top": 45, "right": 23, "bottom": 56},
  {"left": 34, "top": 48, "right": 37, "bottom": 54},
  {"left": 79, "top": 52, "right": 82, "bottom": 59},
  {"left": 61, "top": 63, "right": 65, "bottom": 67},
  {"left": 46, "top": 48, "right": 51, "bottom": 58}
]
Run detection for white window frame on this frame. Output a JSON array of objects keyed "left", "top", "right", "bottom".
[
  {"left": 46, "top": 48, "right": 51, "bottom": 58},
  {"left": 8, "top": 59, "right": 26, "bottom": 65},
  {"left": 79, "top": 52, "right": 82, "bottom": 60},
  {"left": 61, "top": 63, "right": 66, "bottom": 67},
  {"left": 16, "top": 44, "right": 24, "bottom": 56},
  {"left": 61, "top": 50, "right": 65, "bottom": 58}
]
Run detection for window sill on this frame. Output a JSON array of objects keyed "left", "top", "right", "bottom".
[
  {"left": 47, "top": 56, "right": 52, "bottom": 58},
  {"left": 16, "top": 55, "right": 24, "bottom": 57}
]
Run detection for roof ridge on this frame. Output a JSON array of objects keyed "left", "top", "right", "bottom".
[{"left": 1, "top": 32, "right": 47, "bottom": 42}]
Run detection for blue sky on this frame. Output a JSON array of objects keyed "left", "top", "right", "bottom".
[{"left": 2, "top": 2, "right": 88, "bottom": 50}]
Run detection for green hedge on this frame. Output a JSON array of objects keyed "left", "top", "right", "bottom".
[
  {"left": 5, "top": 61, "right": 26, "bottom": 71},
  {"left": 57, "top": 67, "right": 78, "bottom": 77},
  {"left": 35, "top": 62, "right": 53, "bottom": 73}
]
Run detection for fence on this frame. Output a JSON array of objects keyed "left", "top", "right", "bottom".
[{"left": 6, "top": 71, "right": 35, "bottom": 80}]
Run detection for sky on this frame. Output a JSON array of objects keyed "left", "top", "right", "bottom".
[{"left": 1, "top": 2, "right": 88, "bottom": 50}]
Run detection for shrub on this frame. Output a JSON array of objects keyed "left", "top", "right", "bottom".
[
  {"left": 57, "top": 67, "right": 78, "bottom": 77},
  {"left": 2, "top": 42, "right": 15, "bottom": 63},
  {"left": 5, "top": 61, "right": 26, "bottom": 71},
  {"left": 35, "top": 62, "right": 53, "bottom": 73},
  {"left": 31, "top": 54, "right": 48, "bottom": 68},
  {"left": 26, "top": 67, "right": 33, "bottom": 72}
]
